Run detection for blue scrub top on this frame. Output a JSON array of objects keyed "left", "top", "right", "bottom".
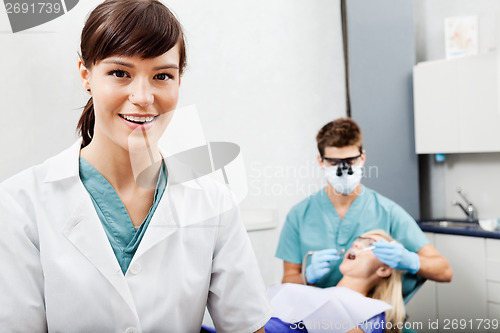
[
  {"left": 79, "top": 156, "right": 167, "bottom": 275},
  {"left": 275, "top": 186, "right": 429, "bottom": 290}
]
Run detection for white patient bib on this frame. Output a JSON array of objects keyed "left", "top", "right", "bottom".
[{"left": 267, "top": 283, "right": 392, "bottom": 333}]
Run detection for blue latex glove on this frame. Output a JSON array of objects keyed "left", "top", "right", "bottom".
[
  {"left": 372, "top": 239, "right": 420, "bottom": 274},
  {"left": 305, "top": 249, "right": 341, "bottom": 284}
]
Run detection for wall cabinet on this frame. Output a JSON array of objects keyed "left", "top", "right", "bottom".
[
  {"left": 486, "top": 238, "right": 500, "bottom": 328},
  {"left": 434, "top": 234, "right": 487, "bottom": 325},
  {"left": 406, "top": 233, "right": 499, "bottom": 332},
  {"left": 413, "top": 52, "right": 500, "bottom": 154}
]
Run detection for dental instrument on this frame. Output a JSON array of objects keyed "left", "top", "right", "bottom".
[
  {"left": 302, "top": 249, "right": 345, "bottom": 284},
  {"left": 353, "top": 245, "right": 375, "bottom": 254}
]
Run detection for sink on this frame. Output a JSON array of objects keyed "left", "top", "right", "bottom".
[
  {"left": 420, "top": 220, "right": 478, "bottom": 229},
  {"left": 419, "top": 219, "right": 500, "bottom": 236}
]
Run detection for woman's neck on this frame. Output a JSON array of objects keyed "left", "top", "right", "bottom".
[
  {"left": 80, "top": 131, "right": 162, "bottom": 193},
  {"left": 337, "top": 275, "right": 378, "bottom": 297}
]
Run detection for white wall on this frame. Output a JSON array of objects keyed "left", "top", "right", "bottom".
[
  {"left": 415, "top": 0, "right": 500, "bottom": 220},
  {"left": 415, "top": 0, "right": 500, "bottom": 62},
  {"left": 0, "top": 4, "right": 85, "bottom": 177},
  {"left": 0, "top": 1, "right": 346, "bottom": 286},
  {"left": 443, "top": 153, "right": 500, "bottom": 219}
]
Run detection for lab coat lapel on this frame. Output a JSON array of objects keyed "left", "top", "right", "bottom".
[
  {"left": 132, "top": 144, "right": 194, "bottom": 260},
  {"left": 63, "top": 189, "right": 138, "bottom": 316},
  {"left": 133, "top": 184, "right": 184, "bottom": 260}
]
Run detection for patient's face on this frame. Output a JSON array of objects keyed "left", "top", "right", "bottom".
[{"left": 339, "top": 234, "right": 386, "bottom": 278}]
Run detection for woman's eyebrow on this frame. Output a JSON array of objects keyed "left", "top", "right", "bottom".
[{"left": 101, "top": 59, "right": 179, "bottom": 70}]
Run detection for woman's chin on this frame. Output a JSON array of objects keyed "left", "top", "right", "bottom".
[
  {"left": 123, "top": 131, "right": 157, "bottom": 152},
  {"left": 339, "top": 261, "right": 348, "bottom": 274}
]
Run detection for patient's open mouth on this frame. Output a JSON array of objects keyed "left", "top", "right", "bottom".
[{"left": 347, "top": 251, "right": 356, "bottom": 260}]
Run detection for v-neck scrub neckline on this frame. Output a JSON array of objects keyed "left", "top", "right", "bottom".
[
  {"left": 317, "top": 187, "right": 367, "bottom": 246},
  {"left": 79, "top": 156, "right": 167, "bottom": 274}
]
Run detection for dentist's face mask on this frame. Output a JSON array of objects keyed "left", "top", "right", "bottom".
[{"left": 322, "top": 153, "right": 364, "bottom": 195}]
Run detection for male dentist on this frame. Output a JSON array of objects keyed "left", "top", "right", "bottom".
[{"left": 276, "top": 118, "right": 452, "bottom": 293}]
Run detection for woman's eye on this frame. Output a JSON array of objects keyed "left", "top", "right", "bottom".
[
  {"left": 109, "top": 70, "right": 128, "bottom": 78},
  {"left": 155, "top": 73, "right": 173, "bottom": 81}
]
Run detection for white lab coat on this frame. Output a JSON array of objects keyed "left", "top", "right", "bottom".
[{"left": 0, "top": 139, "right": 272, "bottom": 333}]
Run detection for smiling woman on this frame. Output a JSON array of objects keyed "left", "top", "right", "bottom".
[
  {"left": 0, "top": 0, "right": 272, "bottom": 332},
  {"left": 78, "top": 48, "right": 181, "bottom": 154},
  {"left": 77, "top": 0, "right": 186, "bottom": 150}
]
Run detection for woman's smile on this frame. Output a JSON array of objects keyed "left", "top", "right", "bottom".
[{"left": 118, "top": 113, "right": 160, "bottom": 131}]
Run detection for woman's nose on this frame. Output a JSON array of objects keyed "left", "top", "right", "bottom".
[{"left": 129, "top": 78, "right": 154, "bottom": 107}]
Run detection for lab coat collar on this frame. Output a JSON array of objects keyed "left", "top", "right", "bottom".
[
  {"left": 63, "top": 190, "right": 140, "bottom": 318},
  {"left": 43, "top": 138, "right": 82, "bottom": 183}
]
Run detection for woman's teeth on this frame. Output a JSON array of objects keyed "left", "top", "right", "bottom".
[
  {"left": 120, "top": 114, "right": 156, "bottom": 124},
  {"left": 347, "top": 250, "right": 356, "bottom": 260}
]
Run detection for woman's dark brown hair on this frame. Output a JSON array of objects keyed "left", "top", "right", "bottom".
[
  {"left": 77, "top": 0, "right": 187, "bottom": 148},
  {"left": 316, "top": 117, "right": 363, "bottom": 157}
]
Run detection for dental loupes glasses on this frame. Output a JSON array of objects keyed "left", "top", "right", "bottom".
[{"left": 322, "top": 153, "right": 362, "bottom": 176}]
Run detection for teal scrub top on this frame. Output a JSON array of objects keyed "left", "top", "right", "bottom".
[
  {"left": 79, "top": 156, "right": 167, "bottom": 275},
  {"left": 275, "top": 185, "right": 429, "bottom": 291}
]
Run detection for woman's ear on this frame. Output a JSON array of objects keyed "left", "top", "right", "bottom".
[
  {"left": 78, "top": 61, "right": 91, "bottom": 92},
  {"left": 376, "top": 265, "right": 393, "bottom": 278}
]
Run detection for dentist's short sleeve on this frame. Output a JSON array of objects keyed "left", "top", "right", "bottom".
[
  {"left": 389, "top": 203, "right": 429, "bottom": 253},
  {"left": 275, "top": 209, "right": 302, "bottom": 264},
  {"left": 207, "top": 190, "right": 273, "bottom": 333}
]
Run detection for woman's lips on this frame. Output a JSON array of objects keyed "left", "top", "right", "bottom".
[
  {"left": 119, "top": 114, "right": 158, "bottom": 130},
  {"left": 346, "top": 250, "right": 356, "bottom": 260}
]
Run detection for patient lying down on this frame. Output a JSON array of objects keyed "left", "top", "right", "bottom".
[
  {"left": 267, "top": 230, "right": 405, "bottom": 333},
  {"left": 202, "top": 230, "right": 405, "bottom": 333}
]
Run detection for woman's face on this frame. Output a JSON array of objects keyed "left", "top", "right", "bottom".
[
  {"left": 339, "top": 234, "right": 391, "bottom": 279},
  {"left": 79, "top": 44, "right": 181, "bottom": 152}
]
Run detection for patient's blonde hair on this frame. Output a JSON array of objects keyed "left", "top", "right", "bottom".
[{"left": 362, "top": 229, "right": 405, "bottom": 333}]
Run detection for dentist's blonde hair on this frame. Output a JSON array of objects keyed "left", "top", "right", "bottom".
[{"left": 362, "top": 229, "right": 405, "bottom": 333}]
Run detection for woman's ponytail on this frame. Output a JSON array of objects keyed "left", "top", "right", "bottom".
[{"left": 77, "top": 97, "right": 95, "bottom": 148}]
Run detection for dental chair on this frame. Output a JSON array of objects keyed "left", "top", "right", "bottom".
[
  {"left": 402, "top": 273, "right": 426, "bottom": 304},
  {"left": 402, "top": 273, "right": 426, "bottom": 333}
]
